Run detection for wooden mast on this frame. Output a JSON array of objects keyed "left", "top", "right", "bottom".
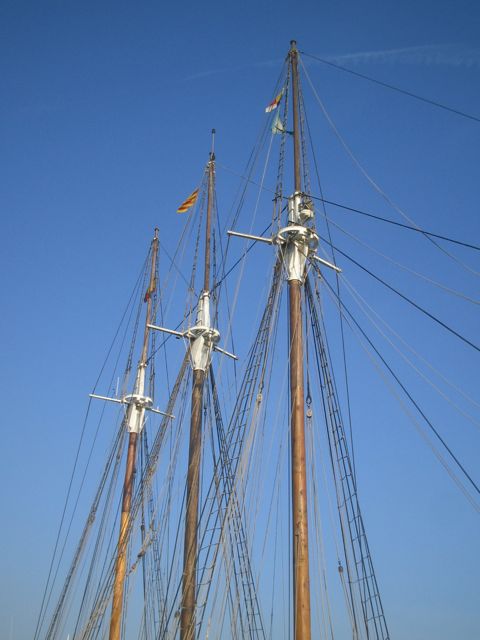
[
  {"left": 109, "top": 228, "right": 159, "bottom": 640},
  {"left": 288, "top": 40, "right": 312, "bottom": 640},
  {"left": 180, "top": 132, "right": 216, "bottom": 640}
]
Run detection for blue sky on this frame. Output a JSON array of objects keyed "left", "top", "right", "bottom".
[{"left": 1, "top": 1, "right": 479, "bottom": 638}]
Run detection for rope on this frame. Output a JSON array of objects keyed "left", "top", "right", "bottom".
[
  {"left": 300, "top": 50, "right": 480, "bottom": 124},
  {"left": 324, "top": 216, "right": 479, "bottom": 305},
  {"left": 321, "top": 240, "right": 480, "bottom": 353},
  {"left": 36, "top": 253, "right": 149, "bottom": 640},
  {"left": 339, "top": 273, "right": 480, "bottom": 429},
  {"left": 312, "top": 196, "right": 480, "bottom": 252},
  {"left": 299, "top": 55, "right": 480, "bottom": 277},
  {"left": 321, "top": 274, "right": 480, "bottom": 501}
]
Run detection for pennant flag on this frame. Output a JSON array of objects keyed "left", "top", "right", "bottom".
[
  {"left": 265, "top": 88, "right": 284, "bottom": 113},
  {"left": 271, "top": 112, "right": 285, "bottom": 134},
  {"left": 177, "top": 188, "right": 199, "bottom": 214}
]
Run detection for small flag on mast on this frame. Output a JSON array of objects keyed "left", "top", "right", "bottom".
[
  {"left": 271, "top": 112, "right": 285, "bottom": 134},
  {"left": 177, "top": 188, "right": 199, "bottom": 214},
  {"left": 144, "top": 280, "right": 155, "bottom": 302},
  {"left": 265, "top": 88, "right": 284, "bottom": 113}
]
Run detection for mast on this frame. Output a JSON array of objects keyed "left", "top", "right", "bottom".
[
  {"left": 109, "top": 228, "right": 159, "bottom": 640},
  {"left": 288, "top": 40, "right": 312, "bottom": 640},
  {"left": 226, "top": 41, "right": 332, "bottom": 636},
  {"left": 180, "top": 131, "right": 216, "bottom": 640},
  {"left": 227, "top": 42, "right": 323, "bottom": 637}
]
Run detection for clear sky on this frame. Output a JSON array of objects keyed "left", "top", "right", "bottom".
[{"left": 1, "top": 1, "right": 479, "bottom": 638}]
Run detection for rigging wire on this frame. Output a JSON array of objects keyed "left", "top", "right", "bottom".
[
  {"left": 340, "top": 273, "right": 480, "bottom": 411},
  {"left": 314, "top": 395, "right": 360, "bottom": 637},
  {"left": 210, "top": 368, "right": 266, "bottom": 638},
  {"left": 213, "top": 189, "right": 239, "bottom": 397},
  {"left": 320, "top": 273, "right": 480, "bottom": 501},
  {"left": 323, "top": 216, "right": 479, "bottom": 305},
  {"left": 205, "top": 258, "right": 283, "bottom": 633},
  {"left": 271, "top": 61, "right": 290, "bottom": 231},
  {"left": 299, "top": 55, "right": 480, "bottom": 277},
  {"left": 304, "top": 396, "right": 336, "bottom": 639},
  {"left": 300, "top": 50, "right": 480, "bottom": 124},
  {"left": 301, "top": 82, "right": 357, "bottom": 478},
  {"left": 312, "top": 196, "right": 480, "bottom": 252},
  {"left": 158, "top": 237, "right": 191, "bottom": 289},
  {"left": 156, "top": 258, "right": 172, "bottom": 397},
  {"left": 217, "top": 58, "right": 288, "bottom": 243},
  {"left": 34, "top": 253, "right": 149, "bottom": 640},
  {"left": 217, "top": 161, "right": 480, "bottom": 253},
  {"left": 306, "top": 277, "right": 390, "bottom": 640},
  {"left": 318, "top": 237, "right": 480, "bottom": 353},
  {"left": 331, "top": 291, "right": 480, "bottom": 516},
  {"left": 212, "top": 222, "right": 273, "bottom": 294},
  {"left": 339, "top": 273, "right": 480, "bottom": 430},
  {"left": 308, "top": 278, "right": 373, "bottom": 640}
]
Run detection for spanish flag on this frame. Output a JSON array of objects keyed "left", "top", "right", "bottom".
[
  {"left": 265, "top": 88, "right": 284, "bottom": 113},
  {"left": 177, "top": 188, "right": 199, "bottom": 214}
]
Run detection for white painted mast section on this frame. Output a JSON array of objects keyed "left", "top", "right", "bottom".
[
  {"left": 148, "top": 297, "right": 237, "bottom": 363},
  {"left": 228, "top": 192, "right": 341, "bottom": 278},
  {"left": 148, "top": 320, "right": 238, "bottom": 361},
  {"left": 186, "top": 291, "right": 219, "bottom": 372},
  {"left": 89, "top": 363, "right": 174, "bottom": 421},
  {"left": 282, "top": 191, "right": 317, "bottom": 281},
  {"left": 124, "top": 363, "right": 150, "bottom": 433}
]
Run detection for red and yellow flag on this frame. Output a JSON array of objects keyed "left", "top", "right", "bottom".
[
  {"left": 177, "top": 188, "right": 199, "bottom": 214},
  {"left": 265, "top": 88, "right": 284, "bottom": 113},
  {"left": 144, "top": 280, "right": 155, "bottom": 303}
]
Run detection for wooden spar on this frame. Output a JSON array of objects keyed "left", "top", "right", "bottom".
[
  {"left": 180, "top": 137, "right": 215, "bottom": 640},
  {"left": 109, "top": 228, "right": 159, "bottom": 640},
  {"left": 288, "top": 40, "right": 312, "bottom": 640},
  {"left": 180, "top": 367, "right": 205, "bottom": 640}
]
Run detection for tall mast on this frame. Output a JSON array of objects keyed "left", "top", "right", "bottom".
[
  {"left": 180, "top": 131, "right": 216, "bottom": 640},
  {"left": 288, "top": 40, "right": 312, "bottom": 640},
  {"left": 227, "top": 40, "right": 340, "bottom": 638},
  {"left": 109, "top": 228, "right": 159, "bottom": 640}
]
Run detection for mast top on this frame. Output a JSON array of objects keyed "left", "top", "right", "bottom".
[
  {"left": 154, "top": 227, "right": 159, "bottom": 240},
  {"left": 290, "top": 40, "right": 298, "bottom": 51},
  {"left": 210, "top": 128, "right": 216, "bottom": 161}
]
